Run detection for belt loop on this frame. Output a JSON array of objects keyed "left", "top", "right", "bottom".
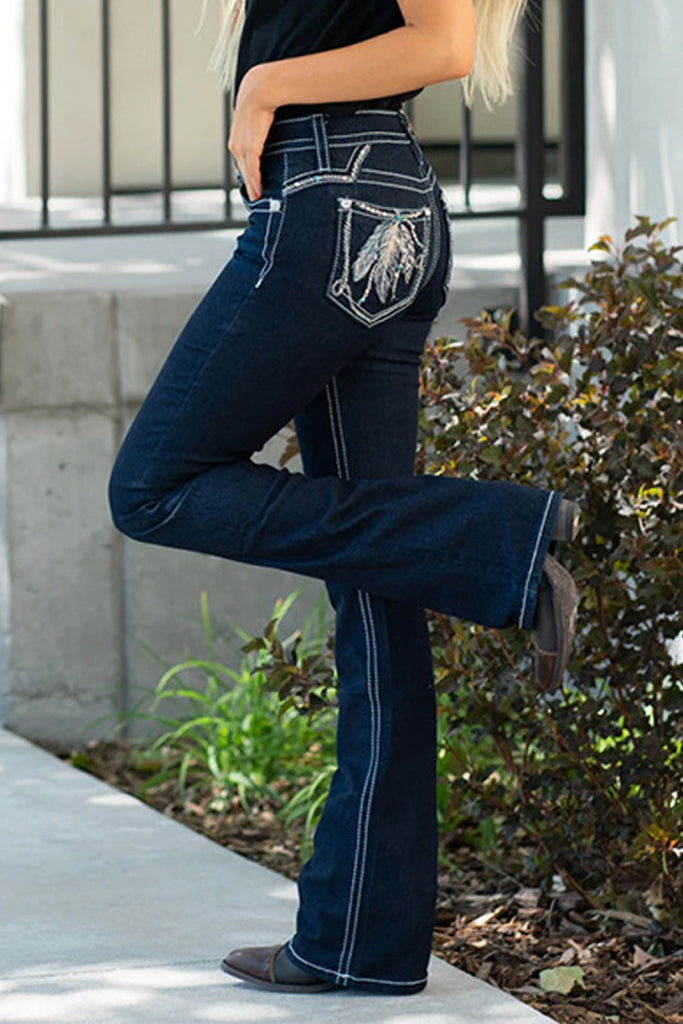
[{"left": 312, "top": 113, "right": 330, "bottom": 171}]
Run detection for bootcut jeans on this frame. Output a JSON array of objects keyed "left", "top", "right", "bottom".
[{"left": 109, "top": 108, "right": 562, "bottom": 995}]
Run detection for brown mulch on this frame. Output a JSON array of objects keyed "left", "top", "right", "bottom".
[{"left": 64, "top": 740, "right": 682, "bottom": 1024}]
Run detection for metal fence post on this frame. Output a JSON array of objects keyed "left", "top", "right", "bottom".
[
  {"left": 101, "top": 0, "right": 112, "bottom": 225},
  {"left": 39, "top": 0, "right": 50, "bottom": 229},
  {"left": 161, "top": 0, "right": 172, "bottom": 223},
  {"left": 517, "top": 0, "right": 547, "bottom": 336}
]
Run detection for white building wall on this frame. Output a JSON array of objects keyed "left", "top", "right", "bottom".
[
  {"left": 586, "top": 0, "right": 682, "bottom": 246},
  {"left": 0, "top": 0, "right": 27, "bottom": 203}
]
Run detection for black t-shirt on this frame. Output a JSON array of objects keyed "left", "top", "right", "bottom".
[{"left": 235, "top": 0, "right": 421, "bottom": 112}]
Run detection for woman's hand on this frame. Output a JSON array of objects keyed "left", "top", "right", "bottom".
[{"left": 228, "top": 65, "right": 277, "bottom": 202}]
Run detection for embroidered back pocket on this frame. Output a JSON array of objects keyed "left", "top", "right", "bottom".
[{"left": 327, "top": 198, "right": 432, "bottom": 327}]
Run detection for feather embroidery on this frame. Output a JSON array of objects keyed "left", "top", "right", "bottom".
[{"left": 352, "top": 217, "right": 422, "bottom": 304}]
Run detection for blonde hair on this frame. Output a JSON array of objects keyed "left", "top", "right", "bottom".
[
  {"left": 465, "top": 0, "right": 529, "bottom": 109},
  {"left": 206, "top": 0, "right": 245, "bottom": 93},
  {"left": 203, "top": 0, "right": 528, "bottom": 109}
]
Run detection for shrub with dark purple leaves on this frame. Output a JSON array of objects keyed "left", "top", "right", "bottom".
[{"left": 417, "top": 216, "right": 682, "bottom": 923}]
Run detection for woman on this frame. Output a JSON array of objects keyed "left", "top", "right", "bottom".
[{"left": 109, "top": 0, "right": 579, "bottom": 996}]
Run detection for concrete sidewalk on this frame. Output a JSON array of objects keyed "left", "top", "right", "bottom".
[{"left": 0, "top": 728, "right": 559, "bottom": 1023}]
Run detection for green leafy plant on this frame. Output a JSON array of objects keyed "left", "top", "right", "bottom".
[
  {"left": 279, "top": 762, "right": 337, "bottom": 861},
  {"left": 104, "top": 591, "right": 339, "bottom": 834},
  {"left": 418, "top": 216, "right": 682, "bottom": 923}
]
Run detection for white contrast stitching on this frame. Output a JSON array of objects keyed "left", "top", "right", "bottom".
[
  {"left": 353, "top": 107, "right": 404, "bottom": 116},
  {"left": 312, "top": 115, "right": 323, "bottom": 169},
  {"left": 326, "top": 199, "right": 432, "bottom": 327},
  {"left": 322, "top": 379, "right": 367, "bottom": 984},
  {"left": 282, "top": 143, "right": 370, "bottom": 195},
  {"left": 267, "top": 131, "right": 407, "bottom": 153},
  {"left": 325, "top": 382, "right": 383, "bottom": 984},
  {"left": 264, "top": 140, "right": 314, "bottom": 155},
  {"left": 318, "top": 114, "right": 331, "bottom": 169},
  {"left": 257, "top": 201, "right": 285, "bottom": 288},
  {"left": 328, "top": 130, "right": 407, "bottom": 141},
  {"left": 518, "top": 493, "right": 554, "bottom": 628},
  {"left": 331, "top": 378, "right": 350, "bottom": 479},
  {"left": 284, "top": 172, "right": 351, "bottom": 194},
  {"left": 287, "top": 940, "right": 427, "bottom": 987},
  {"left": 254, "top": 209, "right": 274, "bottom": 289},
  {"left": 276, "top": 114, "right": 320, "bottom": 124},
  {"left": 356, "top": 166, "right": 433, "bottom": 187},
  {"left": 336, "top": 590, "right": 380, "bottom": 982},
  {"left": 339, "top": 590, "right": 381, "bottom": 979},
  {"left": 324, "top": 383, "right": 344, "bottom": 479}
]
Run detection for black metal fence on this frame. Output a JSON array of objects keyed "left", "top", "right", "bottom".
[{"left": 2, "top": 0, "right": 585, "bottom": 328}]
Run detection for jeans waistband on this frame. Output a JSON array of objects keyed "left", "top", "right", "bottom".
[
  {"left": 264, "top": 107, "right": 413, "bottom": 157},
  {"left": 279, "top": 97, "right": 405, "bottom": 119}
]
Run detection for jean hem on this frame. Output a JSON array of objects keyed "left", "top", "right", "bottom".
[{"left": 287, "top": 939, "right": 428, "bottom": 993}]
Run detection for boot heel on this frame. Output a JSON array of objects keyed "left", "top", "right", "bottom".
[{"left": 552, "top": 499, "right": 581, "bottom": 543}]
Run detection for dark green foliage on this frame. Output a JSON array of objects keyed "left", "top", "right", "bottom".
[
  {"left": 417, "top": 216, "right": 682, "bottom": 919},
  {"left": 95, "top": 591, "right": 338, "bottom": 842}
]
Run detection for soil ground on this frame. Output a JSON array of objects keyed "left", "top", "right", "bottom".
[{"left": 64, "top": 740, "right": 682, "bottom": 1024}]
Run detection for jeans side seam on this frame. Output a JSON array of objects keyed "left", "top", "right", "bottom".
[
  {"left": 338, "top": 590, "right": 382, "bottom": 981},
  {"left": 336, "top": 590, "right": 380, "bottom": 983},
  {"left": 326, "top": 378, "right": 384, "bottom": 985},
  {"left": 324, "top": 383, "right": 344, "bottom": 479},
  {"left": 423, "top": 190, "right": 443, "bottom": 295},
  {"left": 331, "top": 378, "right": 350, "bottom": 479}
]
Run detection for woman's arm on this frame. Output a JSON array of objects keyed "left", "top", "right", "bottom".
[{"left": 231, "top": 0, "right": 475, "bottom": 201}]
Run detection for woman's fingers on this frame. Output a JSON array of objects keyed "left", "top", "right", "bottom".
[
  {"left": 233, "top": 153, "right": 262, "bottom": 203},
  {"left": 229, "top": 112, "right": 275, "bottom": 201},
  {"left": 229, "top": 68, "right": 277, "bottom": 202},
  {"left": 228, "top": 122, "right": 261, "bottom": 201}
]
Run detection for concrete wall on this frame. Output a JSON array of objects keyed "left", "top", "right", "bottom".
[
  {"left": 2, "top": 0, "right": 563, "bottom": 201},
  {"left": 586, "top": 0, "right": 682, "bottom": 247},
  {"left": 0, "top": 284, "right": 322, "bottom": 749}
]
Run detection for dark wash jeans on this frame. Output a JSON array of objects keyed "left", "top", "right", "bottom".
[{"left": 109, "top": 109, "right": 561, "bottom": 994}]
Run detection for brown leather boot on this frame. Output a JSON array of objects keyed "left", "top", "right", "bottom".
[
  {"left": 532, "top": 554, "right": 579, "bottom": 691},
  {"left": 221, "top": 944, "right": 338, "bottom": 993}
]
